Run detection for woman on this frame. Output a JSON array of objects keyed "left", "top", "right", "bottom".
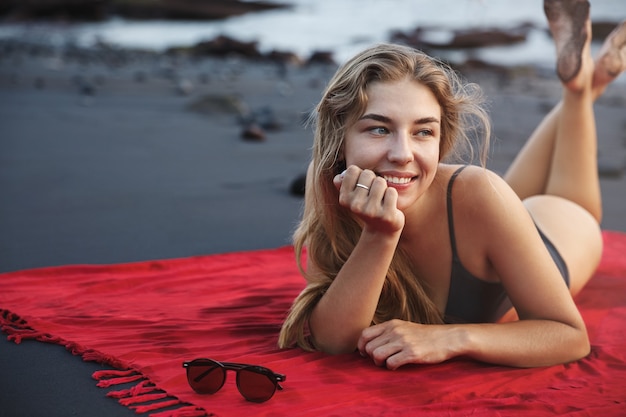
[{"left": 279, "top": 0, "right": 626, "bottom": 369}]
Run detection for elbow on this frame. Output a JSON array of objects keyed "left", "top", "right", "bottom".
[
  {"left": 309, "top": 323, "right": 360, "bottom": 355},
  {"left": 310, "top": 333, "right": 358, "bottom": 355},
  {"left": 323, "top": 344, "right": 358, "bottom": 356},
  {"left": 309, "top": 312, "right": 362, "bottom": 355}
]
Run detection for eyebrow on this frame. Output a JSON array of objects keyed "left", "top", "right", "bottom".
[{"left": 358, "top": 113, "right": 440, "bottom": 125}]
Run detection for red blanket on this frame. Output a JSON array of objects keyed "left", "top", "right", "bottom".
[{"left": 2, "top": 231, "right": 626, "bottom": 416}]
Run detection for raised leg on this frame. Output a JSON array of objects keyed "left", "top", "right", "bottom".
[
  {"left": 504, "top": 8, "right": 626, "bottom": 222},
  {"left": 543, "top": 0, "right": 590, "bottom": 85}
]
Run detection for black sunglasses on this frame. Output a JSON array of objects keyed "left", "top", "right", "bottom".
[{"left": 182, "top": 358, "right": 286, "bottom": 403}]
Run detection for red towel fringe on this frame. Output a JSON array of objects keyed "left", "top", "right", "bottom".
[
  {"left": 105, "top": 379, "right": 156, "bottom": 398},
  {"left": 1, "top": 309, "right": 210, "bottom": 417},
  {"left": 131, "top": 399, "right": 184, "bottom": 414},
  {"left": 93, "top": 369, "right": 137, "bottom": 378},
  {"left": 149, "top": 405, "right": 211, "bottom": 417},
  {"left": 95, "top": 373, "right": 145, "bottom": 387},
  {"left": 119, "top": 392, "right": 170, "bottom": 406}
]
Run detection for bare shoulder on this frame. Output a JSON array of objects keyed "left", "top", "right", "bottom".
[
  {"left": 439, "top": 164, "right": 519, "bottom": 206},
  {"left": 438, "top": 164, "right": 532, "bottom": 234}
]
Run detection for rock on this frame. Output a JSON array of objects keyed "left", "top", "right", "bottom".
[
  {"left": 454, "top": 58, "right": 511, "bottom": 77},
  {"left": 289, "top": 173, "right": 307, "bottom": 197},
  {"left": 447, "top": 26, "right": 530, "bottom": 49},
  {"left": 1, "top": 0, "right": 289, "bottom": 22},
  {"left": 391, "top": 23, "right": 532, "bottom": 50},
  {"left": 190, "top": 35, "right": 263, "bottom": 59},
  {"left": 306, "top": 51, "right": 336, "bottom": 66},
  {"left": 266, "top": 50, "right": 303, "bottom": 68},
  {"left": 72, "top": 74, "right": 96, "bottom": 96},
  {"left": 241, "top": 123, "right": 266, "bottom": 142},
  {"left": 592, "top": 21, "right": 624, "bottom": 42},
  {"left": 81, "top": 83, "right": 96, "bottom": 96},
  {"left": 0, "top": 0, "right": 108, "bottom": 21},
  {"left": 111, "top": 0, "right": 288, "bottom": 21},
  {"left": 250, "top": 106, "right": 282, "bottom": 131}
]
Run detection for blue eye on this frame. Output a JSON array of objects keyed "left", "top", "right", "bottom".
[{"left": 369, "top": 126, "right": 389, "bottom": 135}]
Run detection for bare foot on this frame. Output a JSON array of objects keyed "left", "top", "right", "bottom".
[
  {"left": 544, "top": 0, "right": 590, "bottom": 86},
  {"left": 593, "top": 21, "right": 626, "bottom": 88}
]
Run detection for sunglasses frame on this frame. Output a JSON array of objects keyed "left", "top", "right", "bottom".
[{"left": 182, "top": 358, "right": 286, "bottom": 403}]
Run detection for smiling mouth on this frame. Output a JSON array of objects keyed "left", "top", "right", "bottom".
[{"left": 379, "top": 174, "right": 417, "bottom": 185}]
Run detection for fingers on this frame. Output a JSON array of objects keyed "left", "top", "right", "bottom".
[
  {"left": 334, "top": 165, "right": 376, "bottom": 193},
  {"left": 358, "top": 323, "right": 397, "bottom": 367},
  {"left": 357, "top": 322, "right": 385, "bottom": 354},
  {"left": 358, "top": 321, "right": 445, "bottom": 370},
  {"left": 334, "top": 165, "right": 404, "bottom": 234},
  {"left": 335, "top": 166, "right": 387, "bottom": 210}
]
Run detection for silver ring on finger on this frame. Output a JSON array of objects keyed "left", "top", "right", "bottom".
[{"left": 355, "top": 183, "right": 370, "bottom": 191}]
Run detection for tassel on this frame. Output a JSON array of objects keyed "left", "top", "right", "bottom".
[
  {"left": 107, "top": 380, "right": 156, "bottom": 399},
  {"left": 96, "top": 373, "right": 144, "bottom": 388},
  {"left": 82, "top": 350, "right": 108, "bottom": 363},
  {"left": 131, "top": 399, "right": 182, "bottom": 414},
  {"left": 5, "top": 328, "right": 52, "bottom": 344},
  {"left": 36, "top": 333, "right": 63, "bottom": 344},
  {"left": 119, "top": 392, "right": 169, "bottom": 406},
  {"left": 149, "top": 405, "right": 211, "bottom": 417},
  {"left": 93, "top": 369, "right": 137, "bottom": 379},
  {"left": 0, "top": 310, "right": 28, "bottom": 331},
  {"left": 0, "top": 312, "right": 56, "bottom": 345},
  {"left": 1, "top": 310, "right": 27, "bottom": 326},
  {"left": 93, "top": 369, "right": 144, "bottom": 388},
  {"left": 64, "top": 340, "right": 89, "bottom": 356}
]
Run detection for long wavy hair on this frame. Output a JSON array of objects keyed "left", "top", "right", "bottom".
[{"left": 278, "top": 43, "right": 491, "bottom": 350}]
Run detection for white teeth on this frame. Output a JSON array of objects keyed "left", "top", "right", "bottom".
[{"left": 383, "top": 176, "right": 412, "bottom": 184}]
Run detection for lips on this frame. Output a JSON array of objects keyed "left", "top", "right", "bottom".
[
  {"left": 378, "top": 173, "right": 418, "bottom": 186},
  {"left": 382, "top": 175, "right": 412, "bottom": 184}
]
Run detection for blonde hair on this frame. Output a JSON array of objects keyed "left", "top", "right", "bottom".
[{"left": 278, "top": 43, "right": 491, "bottom": 350}]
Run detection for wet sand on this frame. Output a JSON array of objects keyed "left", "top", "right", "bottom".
[{"left": 0, "top": 42, "right": 625, "bottom": 417}]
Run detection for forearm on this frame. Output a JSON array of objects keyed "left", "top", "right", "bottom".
[
  {"left": 310, "top": 229, "right": 400, "bottom": 354},
  {"left": 457, "top": 319, "right": 590, "bottom": 367}
]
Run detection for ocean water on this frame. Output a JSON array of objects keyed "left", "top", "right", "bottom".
[{"left": 0, "top": 0, "right": 624, "bottom": 70}]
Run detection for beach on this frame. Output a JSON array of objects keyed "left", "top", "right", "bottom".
[
  {"left": 1, "top": 36, "right": 625, "bottom": 272},
  {"left": 1, "top": 15, "right": 626, "bottom": 416}
]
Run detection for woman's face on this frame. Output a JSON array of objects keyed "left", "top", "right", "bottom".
[{"left": 343, "top": 77, "right": 441, "bottom": 211}]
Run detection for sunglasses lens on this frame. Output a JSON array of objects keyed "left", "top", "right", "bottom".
[
  {"left": 186, "top": 363, "right": 226, "bottom": 395},
  {"left": 237, "top": 368, "right": 277, "bottom": 403}
]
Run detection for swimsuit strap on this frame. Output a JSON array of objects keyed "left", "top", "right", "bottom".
[{"left": 446, "top": 165, "right": 468, "bottom": 262}]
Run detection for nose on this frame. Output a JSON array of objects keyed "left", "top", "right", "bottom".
[{"left": 387, "top": 132, "right": 414, "bottom": 164}]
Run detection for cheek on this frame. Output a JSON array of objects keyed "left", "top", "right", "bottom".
[
  {"left": 344, "top": 141, "right": 375, "bottom": 166},
  {"left": 417, "top": 141, "right": 441, "bottom": 166}
]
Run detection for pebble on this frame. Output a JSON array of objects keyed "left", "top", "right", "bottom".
[{"left": 241, "top": 123, "right": 266, "bottom": 142}]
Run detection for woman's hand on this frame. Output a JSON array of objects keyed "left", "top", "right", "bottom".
[
  {"left": 334, "top": 165, "right": 405, "bottom": 235},
  {"left": 357, "top": 320, "right": 465, "bottom": 370}
]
